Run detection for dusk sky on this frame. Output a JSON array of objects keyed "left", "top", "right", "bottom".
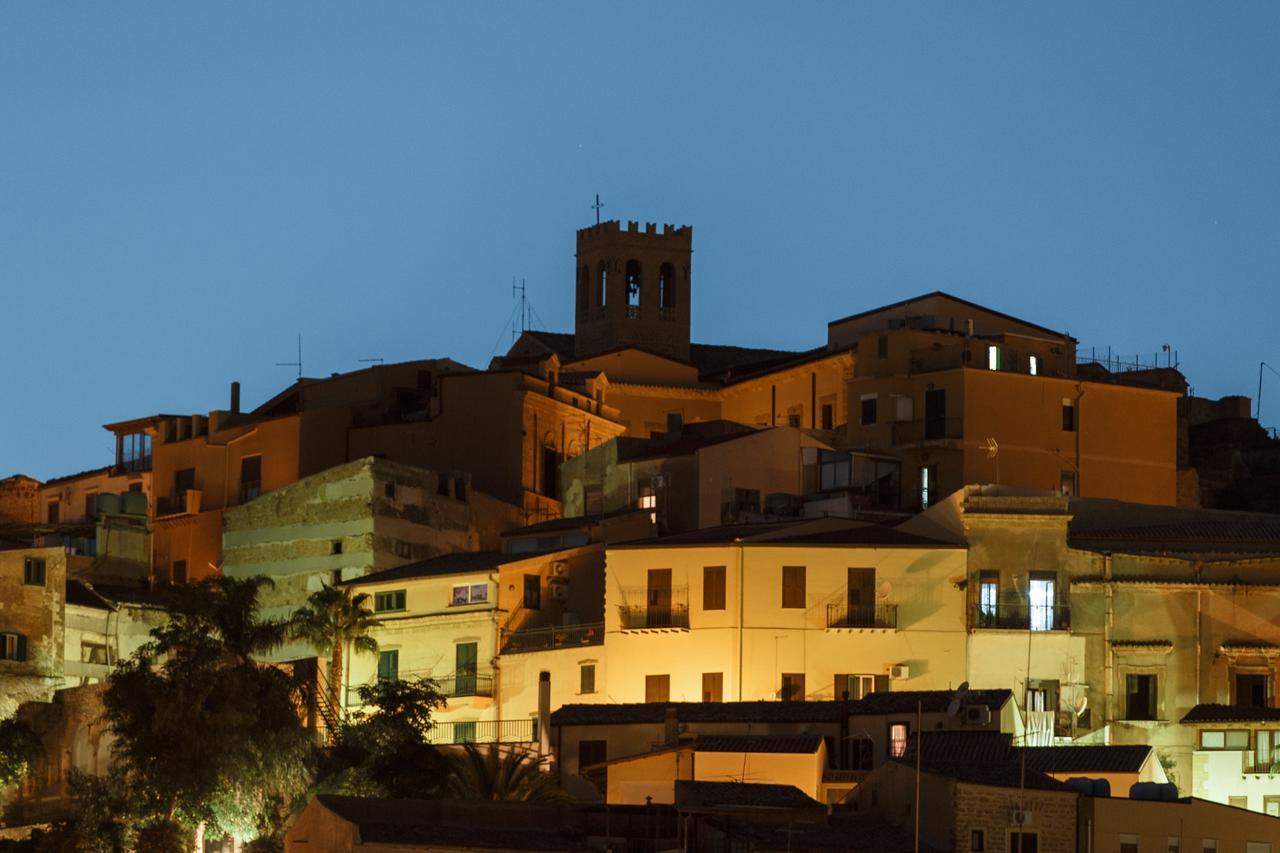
[{"left": 2, "top": 4, "right": 1277, "bottom": 480}]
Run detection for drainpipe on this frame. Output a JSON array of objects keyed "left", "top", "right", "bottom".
[
  {"left": 1103, "top": 552, "right": 1113, "bottom": 731},
  {"left": 1196, "top": 586, "right": 1203, "bottom": 703},
  {"left": 537, "top": 671, "right": 552, "bottom": 757},
  {"left": 736, "top": 538, "right": 746, "bottom": 701}
]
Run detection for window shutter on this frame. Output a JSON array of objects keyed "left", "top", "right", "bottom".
[
  {"left": 874, "top": 674, "right": 889, "bottom": 693},
  {"left": 16, "top": 634, "right": 28, "bottom": 662},
  {"left": 835, "top": 674, "right": 849, "bottom": 700}
]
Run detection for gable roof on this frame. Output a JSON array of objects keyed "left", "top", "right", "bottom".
[
  {"left": 675, "top": 781, "right": 825, "bottom": 810},
  {"left": 906, "top": 759, "right": 1078, "bottom": 792},
  {"left": 903, "top": 730, "right": 1152, "bottom": 774},
  {"left": 551, "top": 700, "right": 846, "bottom": 727},
  {"left": 612, "top": 519, "right": 958, "bottom": 549},
  {"left": 1181, "top": 704, "right": 1280, "bottom": 724},
  {"left": 1022, "top": 745, "right": 1153, "bottom": 774},
  {"left": 851, "top": 689, "right": 1011, "bottom": 715},
  {"left": 826, "top": 291, "right": 1072, "bottom": 341},
  {"left": 694, "top": 733, "right": 824, "bottom": 754},
  {"left": 339, "top": 550, "right": 550, "bottom": 585},
  {"left": 313, "top": 796, "right": 580, "bottom": 850}
]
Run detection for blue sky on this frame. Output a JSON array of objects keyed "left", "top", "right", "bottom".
[{"left": 2, "top": 4, "right": 1278, "bottom": 480}]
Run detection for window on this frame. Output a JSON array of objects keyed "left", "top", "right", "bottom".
[
  {"left": 1256, "top": 730, "right": 1280, "bottom": 772},
  {"left": 625, "top": 260, "right": 641, "bottom": 309},
  {"left": 1199, "top": 729, "right": 1249, "bottom": 750},
  {"left": 1247, "top": 843, "right": 1272, "bottom": 853},
  {"left": 84, "top": 492, "right": 98, "bottom": 519},
  {"left": 835, "top": 674, "right": 878, "bottom": 701},
  {"left": 924, "top": 388, "right": 946, "bottom": 439},
  {"left": 1202, "top": 841, "right": 1216, "bottom": 853},
  {"left": 374, "top": 590, "right": 406, "bottom": 612},
  {"left": 580, "top": 664, "right": 596, "bottom": 694},
  {"left": 23, "top": 558, "right": 45, "bottom": 586},
  {"left": 455, "top": 642, "right": 478, "bottom": 695},
  {"left": 541, "top": 447, "right": 560, "bottom": 498},
  {"left": 1060, "top": 470, "right": 1077, "bottom": 496},
  {"left": 239, "top": 455, "right": 262, "bottom": 503},
  {"left": 782, "top": 566, "right": 806, "bottom": 609},
  {"left": 821, "top": 403, "right": 834, "bottom": 430},
  {"left": 172, "top": 560, "right": 187, "bottom": 584},
  {"left": 1126, "top": 673, "right": 1158, "bottom": 720},
  {"left": 781, "top": 673, "right": 805, "bottom": 702},
  {"left": 860, "top": 394, "right": 877, "bottom": 426},
  {"left": 1008, "top": 832, "right": 1037, "bottom": 853},
  {"left": 1236, "top": 673, "right": 1271, "bottom": 708},
  {"left": 1062, "top": 398, "right": 1077, "bottom": 432},
  {"left": 450, "top": 583, "right": 488, "bottom": 606},
  {"left": 47, "top": 501, "right": 59, "bottom": 524},
  {"left": 0, "top": 633, "right": 28, "bottom": 662},
  {"left": 787, "top": 406, "right": 802, "bottom": 428},
  {"left": 987, "top": 345, "right": 1002, "bottom": 371},
  {"left": 918, "top": 465, "right": 937, "bottom": 509},
  {"left": 1028, "top": 355, "right": 1039, "bottom": 376},
  {"left": 1120, "top": 834, "right": 1138, "bottom": 853},
  {"left": 877, "top": 335, "right": 888, "bottom": 359},
  {"left": 658, "top": 263, "right": 676, "bottom": 310},
  {"left": 703, "top": 672, "right": 723, "bottom": 702},
  {"left": 1168, "top": 838, "right": 1181, "bottom": 853},
  {"left": 331, "top": 540, "right": 342, "bottom": 555},
  {"left": 971, "top": 829, "right": 985, "bottom": 852},
  {"left": 1028, "top": 573, "right": 1056, "bottom": 631},
  {"left": 819, "top": 450, "right": 851, "bottom": 490},
  {"left": 979, "top": 570, "right": 999, "bottom": 624},
  {"left": 645, "top": 674, "right": 670, "bottom": 703},
  {"left": 637, "top": 482, "right": 657, "bottom": 510},
  {"left": 577, "top": 265, "right": 590, "bottom": 314},
  {"left": 523, "top": 575, "right": 541, "bottom": 610},
  {"left": 394, "top": 540, "right": 412, "bottom": 559},
  {"left": 703, "top": 566, "right": 726, "bottom": 610},
  {"left": 118, "top": 432, "right": 153, "bottom": 473},
  {"left": 598, "top": 264, "right": 608, "bottom": 307},
  {"left": 889, "top": 722, "right": 909, "bottom": 758},
  {"left": 377, "top": 650, "right": 399, "bottom": 682}
]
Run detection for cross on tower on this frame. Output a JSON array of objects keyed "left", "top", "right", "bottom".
[{"left": 591, "top": 194, "right": 604, "bottom": 224}]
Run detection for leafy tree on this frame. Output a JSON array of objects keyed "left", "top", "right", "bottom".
[
  {"left": 0, "top": 717, "right": 38, "bottom": 789},
  {"left": 446, "top": 743, "right": 568, "bottom": 802},
  {"left": 290, "top": 584, "right": 381, "bottom": 719},
  {"left": 101, "top": 575, "right": 312, "bottom": 847},
  {"left": 322, "top": 677, "right": 449, "bottom": 799}
]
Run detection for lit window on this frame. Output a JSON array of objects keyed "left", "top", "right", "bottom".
[
  {"left": 987, "top": 345, "right": 1001, "bottom": 371},
  {"left": 1028, "top": 574, "right": 1056, "bottom": 631},
  {"left": 638, "top": 486, "right": 656, "bottom": 510},
  {"left": 979, "top": 571, "right": 999, "bottom": 625},
  {"left": 919, "top": 465, "right": 937, "bottom": 509},
  {"left": 889, "top": 722, "right": 909, "bottom": 758},
  {"left": 450, "top": 584, "right": 488, "bottom": 606},
  {"left": 1028, "top": 355, "right": 1039, "bottom": 376}
]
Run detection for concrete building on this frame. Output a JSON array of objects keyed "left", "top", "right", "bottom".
[{"left": 601, "top": 518, "right": 969, "bottom": 705}]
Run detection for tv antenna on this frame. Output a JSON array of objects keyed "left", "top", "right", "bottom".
[
  {"left": 985, "top": 437, "right": 1000, "bottom": 484},
  {"left": 277, "top": 334, "right": 302, "bottom": 380},
  {"left": 511, "top": 277, "right": 533, "bottom": 342},
  {"left": 591, "top": 193, "right": 604, "bottom": 225}
]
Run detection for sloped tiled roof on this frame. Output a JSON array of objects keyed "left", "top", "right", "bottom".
[
  {"left": 314, "top": 796, "right": 580, "bottom": 849},
  {"left": 675, "top": 780, "right": 825, "bottom": 810},
  {"left": 551, "top": 700, "right": 846, "bottom": 727},
  {"left": 903, "top": 759, "right": 1077, "bottom": 792},
  {"left": 1023, "top": 744, "right": 1152, "bottom": 774},
  {"left": 694, "top": 733, "right": 824, "bottom": 754},
  {"left": 1181, "top": 704, "right": 1280, "bottom": 724},
  {"left": 904, "top": 731, "right": 1012, "bottom": 763},
  {"left": 339, "top": 550, "right": 550, "bottom": 585},
  {"left": 850, "top": 689, "right": 1011, "bottom": 715}
]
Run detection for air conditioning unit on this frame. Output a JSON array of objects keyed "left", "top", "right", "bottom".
[
  {"left": 963, "top": 705, "right": 992, "bottom": 726},
  {"left": 551, "top": 584, "right": 570, "bottom": 600},
  {"left": 888, "top": 664, "right": 910, "bottom": 680},
  {"left": 1009, "top": 808, "right": 1033, "bottom": 827}
]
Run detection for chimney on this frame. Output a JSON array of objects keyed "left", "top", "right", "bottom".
[
  {"left": 230, "top": 381, "right": 241, "bottom": 414},
  {"left": 664, "top": 707, "right": 679, "bottom": 745},
  {"left": 537, "top": 671, "right": 552, "bottom": 757}
]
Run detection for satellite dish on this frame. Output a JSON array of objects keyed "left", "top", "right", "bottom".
[
  {"left": 1074, "top": 695, "right": 1089, "bottom": 718},
  {"left": 946, "top": 681, "right": 971, "bottom": 718},
  {"left": 877, "top": 580, "right": 894, "bottom": 601}
]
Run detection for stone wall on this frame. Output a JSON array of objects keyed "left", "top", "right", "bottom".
[{"left": 952, "top": 782, "right": 1077, "bottom": 853}]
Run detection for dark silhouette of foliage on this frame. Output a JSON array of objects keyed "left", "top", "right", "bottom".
[
  {"left": 0, "top": 717, "right": 39, "bottom": 789},
  {"left": 290, "top": 585, "right": 381, "bottom": 720},
  {"left": 446, "top": 743, "right": 568, "bottom": 802}
]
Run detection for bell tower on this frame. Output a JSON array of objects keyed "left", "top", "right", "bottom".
[{"left": 573, "top": 220, "right": 693, "bottom": 362}]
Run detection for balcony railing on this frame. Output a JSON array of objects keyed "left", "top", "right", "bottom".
[
  {"left": 428, "top": 718, "right": 537, "bottom": 745},
  {"left": 156, "top": 489, "right": 201, "bottom": 517},
  {"left": 434, "top": 671, "right": 495, "bottom": 699},
  {"left": 891, "top": 417, "right": 963, "bottom": 444},
  {"left": 827, "top": 602, "right": 898, "bottom": 630},
  {"left": 618, "top": 585, "right": 690, "bottom": 630},
  {"left": 500, "top": 622, "right": 604, "bottom": 654},
  {"left": 659, "top": 306, "right": 677, "bottom": 321},
  {"left": 626, "top": 304, "right": 641, "bottom": 319},
  {"left": 976, "top": 603, "right": 1070, "bottom": 631},
  {"left": 1243, "top": 753, "right": 1280, "bottom": 774}
]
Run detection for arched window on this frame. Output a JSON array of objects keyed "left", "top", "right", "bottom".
[
  {"left": 577, "top": 265, "right": 589, "bottom": 315},
  {"left": 625, "top": 260, "right": 642, "bottom": 308},
  {"left": 659, "top": 263, "right": 676, "bottom": 310},
  {"left": 598, "top": 263, "right": 608, "bottom": 307}
]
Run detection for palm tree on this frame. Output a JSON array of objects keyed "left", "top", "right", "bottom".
[
  {"left": 290, "top": 584, "right": 381, "bottom": 721},
  {"left": 446, "top": 744, "right": 569, "bottom": 802},
  {"left": 158, "top": 575, "right": 286, "bottom": 663}
]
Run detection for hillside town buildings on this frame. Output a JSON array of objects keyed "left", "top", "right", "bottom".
[{"left": 5, "top": 216, "right": 1280, "bottom": 847}]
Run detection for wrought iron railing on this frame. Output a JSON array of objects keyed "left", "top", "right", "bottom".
[
  {"left": 975, "top": 602, "right": 1070, "bottom": 631},
  {"left": 626, "top": 304, "right": 641, "bottom": 319},
  {"left": 827, "top": 602, "right": 898, "bottom": 629},
  {"left": 618, "top": 585, "right": 690, "bottom": 629},
  {"left": 433, "top": 671, "right": 495, "bottom": 699},
  {"left": 427, "top": 718, "right": 537, "bottom": 745},
  {"left": 501, "top": 622, "right": 604, "bottom": 654}
]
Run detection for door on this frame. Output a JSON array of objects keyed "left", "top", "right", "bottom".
[
  {"left": 924, "top": 389, "right": 946, "bottom": 440},
  {"left": 647, "top": 568, "right": 672, "bottom": 627},
  {"left": 848, "top": 568, "right": 876, "bottom": 627},
  {"left": 1028, "top": 573, "right": 1056, "bottom": 631},
  {"left": 455, "top": 642, "right": 478, "bottom": 696}
]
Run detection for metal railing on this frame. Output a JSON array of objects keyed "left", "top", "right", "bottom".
[
  {"left": 626, "top": 304, "right": 641, "bottom": 319},
  {"left": 618, "top": 585, "right": 690, "bottom": 629},
  {"left": 1243, "top": 753, "right": 1280, "bottom": 774},
  {"left": 659, "top": 306, "right": 677, "bottom": 321},
  {"left": 433, "top": 671, "right": 495, "bottom": 698},
  {"left": 500, "top": 622, "right": 604, "bottom": 654},
  {"left": 975, "top": 603, "right": 1070, "bottom": 631},
  {"left": 891, "top": 417, "right": 963, "bottom": 443},
  {"left": 427, "top": 718, "right": 537, "bottom": 745},
  {"left": 827, "top": 602, "right": 898, "bottom": 629}
]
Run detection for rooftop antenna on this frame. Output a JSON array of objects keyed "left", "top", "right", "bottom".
[
  {"left": 277, "top": 334, "right": 302, "bottom": 380},
  {"left": 512, "top": 277, "right": 530, "bottom": 342},
  {"left": 591, "top": 193, "right": 604, "bottom": 225}
]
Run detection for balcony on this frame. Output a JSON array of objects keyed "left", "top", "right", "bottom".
[
  {"left": 827, "top": 603, "right": 898, "bottom": 630},
  {"left": 156, "top": 489, "right": 202, "bottom": 517},
  {"left": 891, "top": 417, "right": 963, "bottom": 444},
  {"left": 435, "top": 671, "right": 495, "bottom": 699},
  {"left": 428, "top": 718, "right": 537, "bottom": 745},
  {"left": 500, "top": 622, "right": 604, "bottom": 654},
  {"left": 618, "top": 585, "right": 689, "bottom": 630},
  {"left": 626, "top": 304, "right": 641, "bottom": 320},
  {"left": 976, "top": 602, "right": 1070, "bottom": 631}
]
